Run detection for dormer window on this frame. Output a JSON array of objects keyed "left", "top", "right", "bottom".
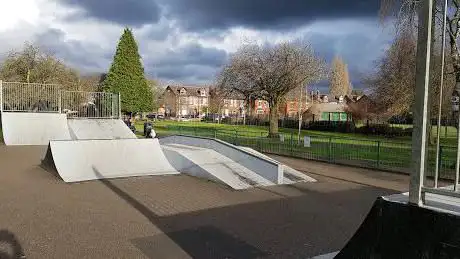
[
  {"left": 200, "top": 88, "right": 206, "bottom": 97},
  {"left": 180, "top": 88, "right": 186, "bottom": 95}
]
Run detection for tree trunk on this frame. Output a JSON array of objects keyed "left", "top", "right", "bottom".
[{"left": 268, "top": 101, "right": 279, "bottom": 138}]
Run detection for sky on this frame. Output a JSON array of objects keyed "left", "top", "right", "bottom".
[{"left": 0, "top": 0, "right": 394, "bottom": 91}]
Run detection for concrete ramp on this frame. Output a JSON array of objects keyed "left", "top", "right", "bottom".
[
  {"left": 42, "top": 138, "right": 179, "bottom": 182},
  {"left": 163, "top": 143, "right": 274, "bottom": 190},
  {"left": 160, "top": 136, "right": 283, "bottom": 188},
  {"left": 236, "top": 146, "right": 316, "bottom": 184},
  {"left": 2, "top": 112, "right": 71, "bottom": 145},
  {"left": 67, "top": 119, "right": 136, "bottom": 140}
]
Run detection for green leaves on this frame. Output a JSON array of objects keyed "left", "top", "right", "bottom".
[{"left": 103, "top": 28, "right": 153, "bottom": 113}]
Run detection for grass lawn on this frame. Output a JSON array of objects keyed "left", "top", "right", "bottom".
[{"left": 134, "top": 119, "right": 458, "bottom": 180}]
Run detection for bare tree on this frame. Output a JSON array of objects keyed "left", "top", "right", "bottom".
[
  {"left": 370, "top": 2, "right": 455, "bottom": 118},
  {"left": 209, "top": 87, "right": 226, "bottom": 116},
  {"left": 218, "top": 41, "right": 327, "bottom": 137},
  {"left": 0, "top": 42, "right": 79, "bottom": 87},
  {"left": 147, "top": 79, "right": 164, "bottom": 112},
  {"left": 379, "top": 0, "right": 458, "bottom": 111},
  {"left": 330, "top": 56, "right": 352, "bottom": 97}
]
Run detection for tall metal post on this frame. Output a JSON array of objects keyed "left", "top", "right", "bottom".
[
  {"left": 434, "top": 0, "right": 448, "bottom": 188},
  {"left": 410, "top": 0, "right": 434, "bottom": 205}
]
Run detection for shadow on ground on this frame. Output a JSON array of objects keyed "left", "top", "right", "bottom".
[
  {"left": 0, "top": 230, "right": 25, "bottom": 259},
  {"left": 94, "top": 168, "right": 396, "bottom": 258}
]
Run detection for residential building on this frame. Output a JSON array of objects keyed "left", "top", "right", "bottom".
[
  {"left": 253, "top": 99, "right": 269, "bottom": 116},
  {"left": 208, "top": 88, "right": 246, "bottom": 117},
  {"left": 344, "top": 94, "right": 376, "bottom": 120},
  {"left": 302, "top": 90, "right": 350, "bottom": 122},
  {"left": 163, "top": 85, "right": 210, "bottom": 117}
]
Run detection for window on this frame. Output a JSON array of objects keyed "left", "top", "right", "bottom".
[
  {"left": 200, "top": 88, "right": 206, "bottom": 97},
  {"left": 321, "top": 112, "right": 329, "bottom": 120},
  {"left": 180, "top": 88, "right": 186, "bottom": 95}
]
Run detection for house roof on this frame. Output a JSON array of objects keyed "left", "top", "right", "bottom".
[
  {"left": 166, "top": 85, "right": 210, "bottom": 96},
  {"left": 209, "top": 87, "right": 246, "bottom": 100},
  {"left": 306, "top": 102, "right": 347, "bottom": 114}
]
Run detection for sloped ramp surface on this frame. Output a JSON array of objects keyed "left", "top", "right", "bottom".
[
  {"left": 236, "top": 146, "right": 316, "bottom": 184},
  {"left": 335, "top": 196, "right": 460, "bottom": 259},
  {"left": 160, "top": 135, "right": 284, "bottom": 189},
  {"left": 43, "top": 138, "right": 179, "bottom": 182},
  {"left": 2, "top": 112, "right": 71, "bottom": 145},
  {"left": 162, "top": 143, "right": 274, "bottom": 190},
  {"left": 67, "top": 119, "right": 136, "bottom": 140}
]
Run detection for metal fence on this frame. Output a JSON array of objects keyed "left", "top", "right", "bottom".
[
  {"left": 1, "top": 82, "right": 62, "bottom": 113},
  {"left": 61, "top": 91, "right": 120, "bottom": 119},
  {"left": 155, "top": 125, "right": 458, "bottom": 181},
  {"left": 0, "top": 81, "right": 120, "bottom": 119}
]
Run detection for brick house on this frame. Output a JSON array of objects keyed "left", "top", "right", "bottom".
[
  {"left": 163, "top": 85, "right": 210, "bottom": 117},
  {"left": 253, "top": 99, "right": 270, "bottom": 116},
  {"left": 344, "top": 94, "right": 377, "bottom": 120}
]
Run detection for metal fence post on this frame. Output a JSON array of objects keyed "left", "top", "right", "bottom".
[
  {"left": 58, "top": 90, "right": 62, "bottom": 113},
  {"left": 0, "top": 80, "right": 3, "bottom": 113},
  {"left": 328, "top": 137, "right": 332, "bottom": 162},
  {"left": 118, "top": 93, "right": 122, "bottom": 119},
  {"left": 111, "top": 93, "right": 115, "bottom": 119},
  {"left": 377, "top": 141, "right": 381, "bottom": 168},
  {"left": 214, "top": 128, "right": 217, "bottom": 139},
  {"left": 290, "top": 132, "right": 294, "bottom": 155},
  {"left": 437, "top": 146, "right": 443, "bottom": 182},
  {"left": 234, "top": 130, "right": 238, "bottom": 145}
]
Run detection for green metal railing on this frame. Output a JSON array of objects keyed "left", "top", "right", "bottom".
[{"left": 155, "top": 125, "right": 457, "bottom": 180}]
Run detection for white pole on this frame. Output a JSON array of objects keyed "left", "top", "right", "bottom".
[
  {"left": 434, "top": 0, "right": 448, "bottom": 188},
  {"left": 410, "top": 0, "right": 433, "bottom": 205}
]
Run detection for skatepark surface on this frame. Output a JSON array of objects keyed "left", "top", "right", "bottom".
[{"left": 0, "top": 145, "right": 403, "bottom": 258}]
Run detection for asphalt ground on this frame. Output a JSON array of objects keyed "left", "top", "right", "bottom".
[{"left": 0, "top": 145, "right": 403, "bottom": 258}]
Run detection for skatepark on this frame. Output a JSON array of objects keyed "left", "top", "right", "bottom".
[
  {"left": 0, "top": 81, "right": 315, "bottom": 188},
  {"left": 1, "top": 56, "right": 460, "bottom": 258},
  {"left": 0, "top": 81, "right": 399, "bottom": 258}
]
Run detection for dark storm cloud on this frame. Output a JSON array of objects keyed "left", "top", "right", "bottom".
[
  {"left": 58, "top": 0, "right": 161, "bottom": 26},
  {"left": 146, "top": 43, "right": 228, "bottom": 83},
  {"left": 159, "top": 0, "right": 380, "bottom": 31},
  {"left": 35, "top": 29, "right": 110, "bottom": 71},
  {"left": 149, "top": 43, "right": 227, "bottom": 67}
]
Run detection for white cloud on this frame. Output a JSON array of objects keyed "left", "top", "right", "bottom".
[{"left": 0, "top": 0, "right": 40, "bottom": 32}]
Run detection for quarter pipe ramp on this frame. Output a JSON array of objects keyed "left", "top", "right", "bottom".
[
  {"left": 2, "top": 112, "right": 71, "bottom": 145},
  {"left": 42, "top": 138, "right": 179, "bottom": 182}
]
